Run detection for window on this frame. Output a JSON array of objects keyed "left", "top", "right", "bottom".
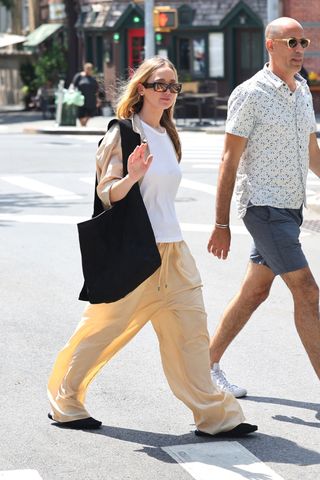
[
  {"left": 177, "top": 37, "right": 206, "bottom": 77},
  {"left": 193, "top": 38, "right": 205, "bottom": 75},
  {"left": 208, "top": 32, "right": 224, "bottom": 78}
]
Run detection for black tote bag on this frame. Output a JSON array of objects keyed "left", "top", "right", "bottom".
[{"left": 77, "top": 119, "right": 161, "bottom": 304}]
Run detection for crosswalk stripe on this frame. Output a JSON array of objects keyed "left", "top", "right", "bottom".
[
  {"left": 80, "top": 177, "right": 218, "bottom": 196},
  {"left": 192, "top": 164, "right": 219, "bottom": 169},
  {"left": 181, "top": 179, "right": 216, "bottom": 196},
  {"left": 181, "top": 223, "right": 247, "bottom": 235},
  {"left": 0, "top": 215, "right": 310, "bottom": 237},
  {"left": 80, "top": 176, "right": 94, "bottom": 185},
  {"left": 0, "top": 471, "right": 43, "bottom": 479},
  {"left": 1, "top": 176, "right": 82, "bottom": 200},
  {"left": 162, "top": 442, "right": 285, "bottom": 480},
  {"left": 0, "top": 214, "right": 85, "bottom": 224}
]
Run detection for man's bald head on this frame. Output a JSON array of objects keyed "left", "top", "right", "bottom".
[{"left": 265, "top": 17, "right": 303, "bottom": 39}]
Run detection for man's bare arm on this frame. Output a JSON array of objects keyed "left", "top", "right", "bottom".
[
  {"left": 207, "top": 133, "right": 247, "bottom": 260},
  {"left": 309, "top": 132, "right": 320, "bottom": 177}
]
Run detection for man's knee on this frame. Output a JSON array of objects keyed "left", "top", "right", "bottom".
[
  {"left": 283, "top": 268, "right": 319, "bottom": 305},
  {"left": 240, "top": 283, "right": 271, "bottom": 308}
]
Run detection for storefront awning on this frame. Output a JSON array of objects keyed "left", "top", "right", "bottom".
[
  {"left": 0, "top": 33, "right": 27, "bottom": 49},
  {"left": 23, "top": 23, "right": 63, "bottom": 47}
]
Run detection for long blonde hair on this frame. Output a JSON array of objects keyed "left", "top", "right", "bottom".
[{"left": 116, "top": 56, "right": 181, "bottom": 161}]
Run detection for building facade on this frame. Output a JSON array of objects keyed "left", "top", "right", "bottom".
[
  {"left": 76, "top": 0, "right": 268, "bottom": 101},
  {"left": 1, "top": 1, "right": 320, "bottom": 108}
]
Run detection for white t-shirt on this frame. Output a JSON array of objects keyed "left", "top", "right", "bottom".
[{"left": 139, "top": 120, "right": 183, "bottom": 243}]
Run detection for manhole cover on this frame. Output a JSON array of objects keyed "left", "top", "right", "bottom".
[{"left": 302, "top": 219, "right": 320, "bottom": 233}]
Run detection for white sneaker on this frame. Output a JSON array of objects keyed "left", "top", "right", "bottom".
[{"left": 211, "top": 363, "right": 247, "bottom": 398}]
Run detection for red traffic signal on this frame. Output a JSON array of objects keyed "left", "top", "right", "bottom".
[{"left": 154, "top": 8, "right": 177, "bottom": 30}]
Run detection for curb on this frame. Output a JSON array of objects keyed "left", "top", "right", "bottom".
[
  {"left": 22, "top": 125, "right": 227, "bottom": 136},
  {"left": 23, "top": 126, "right": 107, "bottom": 135}
]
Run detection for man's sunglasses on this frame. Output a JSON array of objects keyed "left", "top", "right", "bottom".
[
  {"left": 270, "top": 37, "right": 311, "bottom": 49},
  {"left": 143, "top": 82, "right": 182, "bottom": 94}
]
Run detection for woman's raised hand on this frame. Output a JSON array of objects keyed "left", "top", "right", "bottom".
[{"left": 127, "top": 143, "right": 153, "bottom": 183}]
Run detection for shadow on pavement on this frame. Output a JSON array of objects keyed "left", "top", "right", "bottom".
[
  {"left": 243, "top": 396, "right": 320, "bottom": 420},
  {"left": 83, "top": 424, "right": 320, "bottom": 467}
]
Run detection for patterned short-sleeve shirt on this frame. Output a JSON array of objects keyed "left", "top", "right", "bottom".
[{"left": 226, "top": 64, "right": 317, "bottom": 218}]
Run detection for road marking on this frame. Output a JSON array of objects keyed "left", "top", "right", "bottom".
[
  {"left": 0, "top": 214, "right": 85, "bottom": 224},
  {"left": 162, "top": 442, "right": 285, "bottom": 480},
  {"left": 1, "top": 176, "right": 81, "bottom": 200},
  {"left": 80, "top": 176, "right": 94, "bottom": 185},
  {"left": 0, "top": 471, "right": 43, "bottom": 479},
  {"left": 80, "top": 177, "right": 218, "bottom": 196},
  {"left": 180, "top": 179, "right": 216, "bottom": 196},
  {"left": 181, "top": 223, "right": 248, "bottom": 235},
  {"left": 192, "top": 164, "right": 219, "bottom": 169},
  {"left": 0, "top": 215, "right": 311, "bottom": 237}
]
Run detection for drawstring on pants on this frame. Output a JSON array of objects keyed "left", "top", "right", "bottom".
[{"left": 157, "top": 243, "right": 170, "bottom": 291}]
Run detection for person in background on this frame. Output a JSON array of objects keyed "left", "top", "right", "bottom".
[
  {"left": 72, "top": 62, "right": 100, "bottom": 126},
  {"left": 207, "top": 17, "right": 320, "bottom": 397}
]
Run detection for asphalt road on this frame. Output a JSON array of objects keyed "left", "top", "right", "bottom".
[{"left": 0, "top": 131, "right": 319, "bottom": 480}]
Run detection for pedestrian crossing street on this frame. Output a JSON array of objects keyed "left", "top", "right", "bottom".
[{"left": 0, "top": 132, "right": 319, "bottom": 235}]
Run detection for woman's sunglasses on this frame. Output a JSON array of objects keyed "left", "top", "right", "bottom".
[
  {"left": 270, "top": 37, "right": 311, "bottom": 49},
  {"left": 142, "top": 82, "right": 182, "bottom": 94}
]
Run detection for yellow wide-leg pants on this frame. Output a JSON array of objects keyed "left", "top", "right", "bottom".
[{"left": 48, "top": 241, "right": 244, "bottom": 434}]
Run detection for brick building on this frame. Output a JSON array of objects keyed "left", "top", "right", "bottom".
[{"left": 283, "top": 0, "right": 320, "bottom": 75}]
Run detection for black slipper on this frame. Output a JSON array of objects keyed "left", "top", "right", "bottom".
[
  {"left": 48, "top": 413, "right": 102, "bottom": 430},
  {"left": 195, "top": 422, "right": 258, "bottom": 438}
]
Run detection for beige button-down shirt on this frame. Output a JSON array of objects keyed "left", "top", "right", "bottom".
[
  {"left": 95, "top": 115, "right": 150, "bottom": 209},
  {"left": 226, "top": 64, "right": 317, "bottom": 218}
]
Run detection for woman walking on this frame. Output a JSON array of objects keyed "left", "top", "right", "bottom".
[{"left": 47, "top": 56, "right": 257, "bottom": 437}]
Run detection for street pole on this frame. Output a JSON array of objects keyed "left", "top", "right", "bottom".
[
  {"left": 144, "top": 0, "right": 155, "bottom": 59},
  {"left": 267, "top": 0, "right": 280, "bottom": 23}
]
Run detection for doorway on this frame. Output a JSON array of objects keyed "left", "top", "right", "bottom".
[
  {"left": 234, "top": 28, "right": 263, "bottom": 85},
  {"left": 128, "top": 28, "right": 145, "bottom": 70}
]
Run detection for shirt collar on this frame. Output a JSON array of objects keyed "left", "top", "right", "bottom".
[
  {"left": 131, "top": 113, "right": 148, "bottom": 143},
  {"left": 262, "top": 63, "right": 307, "bottom": 89}
]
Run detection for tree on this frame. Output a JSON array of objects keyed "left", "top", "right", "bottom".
[{"left": 34, "top": 42, "right": 67, "bottom": 86}]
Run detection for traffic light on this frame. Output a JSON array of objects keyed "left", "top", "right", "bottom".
[{"left": 154, "top": 7, "right": 178, "bottom": 31}]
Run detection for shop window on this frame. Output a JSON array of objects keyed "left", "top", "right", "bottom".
[
  {"left": 208, "top": 32, "right": 224, "bottom": 78},
  {"left": 193, "top": 38, "right": 205, "bottom": 76},
  {"left": 178, "top": 37, "right": 206, "bottom": 77}
]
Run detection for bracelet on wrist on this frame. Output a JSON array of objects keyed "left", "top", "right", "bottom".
[{"left": 215, "top": 222, "right": 229, "bottom": 229}]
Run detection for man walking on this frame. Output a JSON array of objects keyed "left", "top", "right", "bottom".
[{"left": 207, "top": 17, "right": 320, "bottom": 397}]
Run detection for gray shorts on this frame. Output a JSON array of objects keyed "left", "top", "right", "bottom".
[{"left": 243, "top": 204, "right": 308, "bottom": 275}]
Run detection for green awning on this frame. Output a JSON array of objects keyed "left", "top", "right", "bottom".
[{"left": 24, "top": 23, "right": 63, "bottom": 47}]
